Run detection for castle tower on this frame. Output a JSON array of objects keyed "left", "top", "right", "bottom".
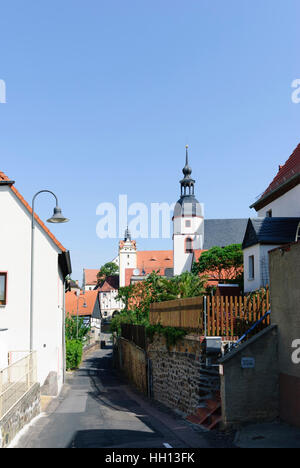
[
  {"left": 119, "top": 227, "right": 137, "bottom": 287},
  {"left": 173, "top": 146, "right": 204, "bottom": 275}
]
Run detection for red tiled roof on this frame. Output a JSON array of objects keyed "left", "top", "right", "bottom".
[
  {"left": 259, "top": 144, "right": 300, "bottom": 200},
  {"left": 65, "top": 290, "right": 98, "bottom": 317},
  {"left": 84, "top": 269, "right": 99, "bottom": 286},
  {"left": 0, "top": 170, "right": 66, "bottom": 252},
  {"left": 137, "top": 250, "right": 174, "bottom": 272}
]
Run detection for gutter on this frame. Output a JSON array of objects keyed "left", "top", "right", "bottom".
[{"left": 0, "top": 180, "right": 15, "bottom": 186}]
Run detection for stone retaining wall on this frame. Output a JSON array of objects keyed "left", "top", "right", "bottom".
[
  {"left": 147, "top": 334, "right": 209, "bottom": 415},
  {"left": 0, "top": 383, "right": 41, "bottom": 448}
]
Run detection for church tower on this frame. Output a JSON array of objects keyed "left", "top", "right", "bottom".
[
  {"left": 119, "top": 227, "right": 137, "bottom": 287},
  {"left": 173, "top": 146, "right": 204, "bottom": 276}
]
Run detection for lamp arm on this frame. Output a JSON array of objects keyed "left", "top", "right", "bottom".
[{"left": 32, "top": 190, "right": 59, "bottom": 228}]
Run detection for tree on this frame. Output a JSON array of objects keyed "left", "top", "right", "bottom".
[
  {"left": 97, "top": 262, "right": 119, "bottom": 282},
  {"left": 112, "top": 271, "right": 207, "bottom": 334},
  {"left": 192, "top": 244, "right": 243, "bottom": 282}
]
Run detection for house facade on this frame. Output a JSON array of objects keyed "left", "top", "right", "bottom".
[
  {"left": 0, "top": 171, "right": 71, "bottom": 393},
  {"left": 96, "top": 276, "right": 123, "bottom": 319},
  {"left": 244, "top": 144, "right": 300, "bottom": 292},
  {"left": 65, "top": 290, "right": 101, "bottom": 344}
]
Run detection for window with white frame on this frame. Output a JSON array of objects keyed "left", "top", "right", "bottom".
[{"left": 249, "top": 256, "right": 255, "bottom": 280}]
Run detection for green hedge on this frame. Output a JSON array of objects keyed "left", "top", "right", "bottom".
[{"left": 66, "top": 339, "right": 83, "bottom": 370}]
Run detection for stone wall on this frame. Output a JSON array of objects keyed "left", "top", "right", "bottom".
[
  {"left": 269, "top": 242, "right": 300, "bottom": 427},
  {"left": 116, "top": 338, "right": 148, "bottom": 395},
  {"left": 219, "top": 325, "right": 279, "bottom": 428},
  {"left": 147, "top": 334, "right": 216, "bottom": 415},
  {"left": 0, "top": 383, "right": 40, "bottom": 448}
]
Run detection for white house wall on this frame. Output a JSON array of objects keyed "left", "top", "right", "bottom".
[
  {"left": 257, "top": 184, "right": 300, "bottom": 217},
  {"left": 244, "top": 244, "right": 280, "bottom": 293},
  {"left": 0, "top": 186, "right": 65, "bottom": 392},
  {"left": 100, "top": 290, "right": 124, "bottom": 318}
]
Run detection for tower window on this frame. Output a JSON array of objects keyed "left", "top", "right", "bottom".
[
  {"left": 185, "top": 238, "right": 193, "bottom": 254},
  {"left": 185, "top": 220, "right": 191, "bottom": 228}
]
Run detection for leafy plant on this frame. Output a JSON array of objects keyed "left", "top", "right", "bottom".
[
  {"left": 66, "top": 339, "right": 83, "bottom": 370},
  {"left": 192, "top": 243, "right": 243, "bottom": 282},
  {"left": 65, "top": 314, "right": 90, "bottom": 343},
  {"left": 146, "top": 324, "right": 187, "bottom": 349}
]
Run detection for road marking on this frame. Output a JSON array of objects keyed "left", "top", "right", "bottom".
[{"left": 163, "top": 443, "right": 173, "bottom": 448}]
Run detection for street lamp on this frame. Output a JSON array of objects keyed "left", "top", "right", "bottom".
[
  {"left": 77, "top": 294, "right": 87, "bottom": 340},
  {"left": 30, "top": 190, "right": 69, "bottom": 352}
]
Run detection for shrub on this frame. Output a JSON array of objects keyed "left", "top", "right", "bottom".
[{"left": 66, "top": 339, "right": 83, "bottom": 370}]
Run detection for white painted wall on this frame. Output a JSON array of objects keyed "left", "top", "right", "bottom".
[
  {"left": 99, "top": 290, "right": 124, "bottom": 318},
  {"left": 119, "top": 240, "right": 137, "bottom": 287},
  {"left": 257, "top": 184, "right": 300, "bottom": 218},
  {"left": 173, "top": 215, "right": 204, "bottom": 276},
  {"left": 0, "top": 186, "right": 65, "bottom": 393},
  {"left": 244, "top": 244, "right": 280, "bottom": 293}
]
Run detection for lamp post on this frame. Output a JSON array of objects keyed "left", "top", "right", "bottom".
[
  {"left": 30, "top": 190, "right": 69, "bottom": 352},
  {"left": 76, "top": 294, "right": 87, "bottom": 340}
]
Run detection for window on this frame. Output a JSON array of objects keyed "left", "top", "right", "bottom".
[
  {"left": 266, "top": 210, "right": 272, "bottom": 218},
  {"left": 0, "top": 273, "right": 7, "bottom": 305},
  {"left": 249, "top": 256, "right": 255, "bottom": 280},
  {"left": 185, "top": 220, "right": 191, "bottom": 228},
  {"left": 185, "top": 237, "right": 193, "bottom": 253}
]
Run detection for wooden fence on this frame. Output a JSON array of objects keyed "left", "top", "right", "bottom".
[
  {"left": 149, "top": 292, "right": 270, "bottom": 339},
  {"left": 150, "top": 297, "right": 204, "bottom": 330},
  {"left": 121, "top": 323, "right": 147, "bottom": 350},
  {"left": 206, "top": 291, "right": 270, "bottom": 338}
]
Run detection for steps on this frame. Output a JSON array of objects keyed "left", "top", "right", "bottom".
[{"left": 187, "top": 394, "right": 222, "bottom": 430}]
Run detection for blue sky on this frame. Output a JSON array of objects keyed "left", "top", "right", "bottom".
[{"left": 0, "top": 0, "right": 299, "bottom": 282}]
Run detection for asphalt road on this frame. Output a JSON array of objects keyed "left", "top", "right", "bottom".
[{"left": 14, "top": 344, "right": 233, "bottom": 449}]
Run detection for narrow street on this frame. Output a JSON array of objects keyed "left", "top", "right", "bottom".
[{"left": 14, "top": 341, "right": 233, "bottom": 449}]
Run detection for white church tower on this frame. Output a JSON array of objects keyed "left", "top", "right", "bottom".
[
  {"left": 119, "top": 227, "right": 137, "bottom": 287},
  {"left": 173, "top": 146, "right": 204, "bottom": 276}
]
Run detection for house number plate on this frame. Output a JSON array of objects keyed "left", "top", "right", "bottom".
[{"left": 241, "top": 357, "right": 255, "bottom": 369}]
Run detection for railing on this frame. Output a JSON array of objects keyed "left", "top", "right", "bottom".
[
  {"left": 149, "top": 293, "right": 270, "bottom": 339},
  {"left": 0, "top": 352, "right": 37, "bottom": 420},
  {"left": 150, "top": 297, "right": 204, "bottom": 330},
  {"left": 121, "top": 324, "right": 147, "bottom": 350}
]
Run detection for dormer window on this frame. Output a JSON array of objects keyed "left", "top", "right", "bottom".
[
  {"left": 185, "top": 238, "right": 193, "bottom": 254},
  {"left": 0, "top": 273, "right": 7, "bottom": 305}
]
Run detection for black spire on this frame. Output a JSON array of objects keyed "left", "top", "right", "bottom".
[
  {"left": 180, "top": 145, "right": 195, "bottom": 197},
  {"left": 124, "top": 226, "right": 131, "bottom": 241}
]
